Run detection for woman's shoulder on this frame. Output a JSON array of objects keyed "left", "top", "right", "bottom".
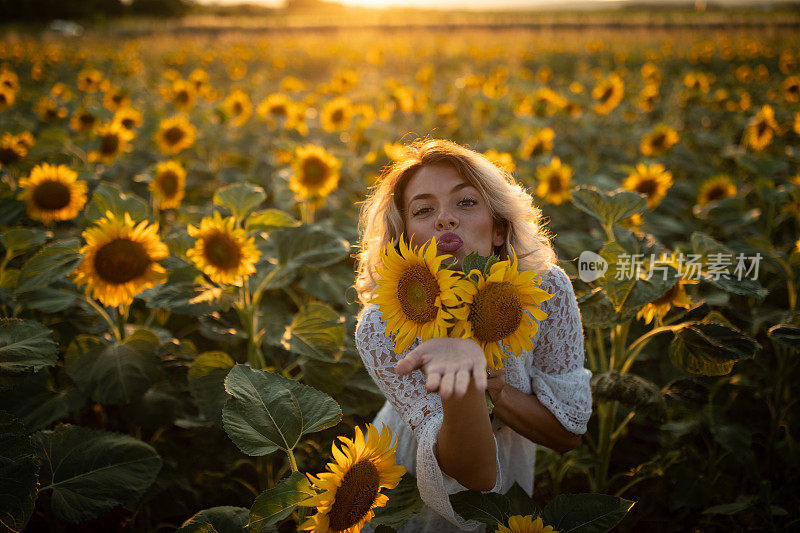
[
  {"left": 535, "top": 263, "right": 573, "bottom": 293},
  {"left": 355, "top": 303, "right": 386, "bottom": 338}
]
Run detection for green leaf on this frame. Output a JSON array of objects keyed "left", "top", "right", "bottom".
[
  {"left": 0, "top": 412, "right": 39, "bottom": 533},
  {"left": 282, "top": 303, "right": 345, "bottom": 361},
  {"left": 222, "top": 364, "right": 341, "bottom": 456},
  {"left": 188, "top": 351, "right": 235, "bottom": 423},
  {"left": 542, "top": 493, "right": 635, "bottom": 533},
  {"left": 84, "top": 183, "right": 149, "bottom": 222},
  {"left": 590, "top": 371, "right": 666, "bottom": 419},
  {"left": 461, "top": 252, "right": 499, "bottom": 278},
  {"left": 263, "top": 226, "right": 349, "bottom": 289},
  {"left": 0, "top": 319, "right": 59, "bottom": 373},
  {"left": 178, "top": 506, "right": 250, "bottom": 533},
  {"left": 710, "top": 423, "right": 752, "bottom": 459},
  {"left": 768, "top": 324, "right": 800, "bottom": 348},
  {"left": 598, "top": 241, "right": 635, "bottom": 312},
  {"left": 146, "top": 282, "right": 234, "bottom": 316},
  {"left": 15, "top": 239, "right": 81, "bottom": 294},
  {"left": 370, "top": 473, "right": 424, "bottom": 530},
  {"left": 247, "top": 209, "right": 300, "bottom": 232},
  {"left": 669, "top": 321, "right": 760, "bottom": 376},
  {"left": 702, "top": 500, "right": 752, "bottom": 515},
  {"left": 0, "top": 228, "right": 48, "bottom": 256},
  {"left": 248, "top": 471, "right": 315, "bottom": 533},
  {"left": 33, "top": 425, "right": 162, "bottom": 524},
  {"left": 449, "top": 490, "right": 510, "bottom": 529},
  {"left": 214, "top": 182, "right": 266, "bottom": 220},
  {"left": 16, "top": 285, "right": 78, "bottom": 313},
  {"left": 0, "top": 370, "right": 86, "bottom": 431},
  {"left": 64, "top": 330, "right": 162, "bottom": 405},
  {"left": 504, "top": 482, "right": 541, "bottom": 518},
  {"left": 571, "top": 186, "right": 647, "bottom": 227}
]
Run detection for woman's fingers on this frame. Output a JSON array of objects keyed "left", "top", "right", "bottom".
[
  {"left": 453, "top": 369, "right": 471, "bottom": 399},
  {"left": 439, "top": 371, "right": 455, "bottom": 399},
  {"left": 426, "top": 371, "right": 442, "bottom": 392},
  {"left": 473, "top": 364, "right": 488, "bottom": 392},
  {"left": 395, "top": 348, "right": 425, "bottom": 375}
]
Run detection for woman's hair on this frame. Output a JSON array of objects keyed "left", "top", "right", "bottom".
[{"left": 355, "top": 138, "right": 556, "bottom": 306}]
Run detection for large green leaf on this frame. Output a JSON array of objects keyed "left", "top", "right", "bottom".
[
  {"left": 64, "top": 329, "right": 161, "bottom": 405},
  {"left": 262, "top": 226, "right": 349, "bottom": 289},
  {"left": 669, "top": 320, "right": 760, "bottom": 376},
  {"left": 571, "top": 186, "right": 647, "bottom": 227},
  {"left": 0, "top": 370, "right": 85, "bottom": 431},
  {"left": 33, "top": 425, "right": 162, "bottom": 524},
  {"left": 768, "top": 323, "right": 800, "bottom": 348},
  {"left": 214, "top": 182, "right": 266, "bottom": 221},
  {"left": 0, "top": 319, "right": 59, "bottom": 373},
  {"left": 222, "top": 364, "right": 341, "bottom": 456},
  {"left": 0, "top": 228, "right": 48, "bottom": 257},
  {"left": 449, "top": 490, "right": 510, "bottom": 529},
  {"left": 591, "top": 371, "right": 666, "bottom": 420},
  {"left": 689, "top": 232, "right": 768, "bottom": 298},
  {"left": 16, "top": 285, "right": 78, "bottom": 313},
  {"left": 246, "top": 209, "right": 300, "bottom": 232},
  {"left": 370, "top": 473, "right": 424, "bottom": 530},
  {"left": 0, "top": 412, "right": 39, "bottom": 533},
  {"left": 598, "top": 241, "right": 635, "bottom": 312},
  {"left": 146, "top": 282, "right": 234, "bottom": 316},
  {"left": 188, "top": 351, "right": 236, "bottom": 423},
  {"left": 15, "top": 239, "right": 81, "bottom": 294},
  {"left": 84, "top": 183, "right": 149, "bottom": 222},
  {"left": 542, "top": 493, "right": 634, "bottom": 532},
  {"left": 282, "top": 303, "right": 345, "bottom": 361},
  {"left": 504, "top": 482, "right": 541, "bottom": 518},
  {"left": 248, "top": 471, "right": 315, "bottom": 533},
  {"left": 177, "top": 506, "right": 250, "bottom": 533}
]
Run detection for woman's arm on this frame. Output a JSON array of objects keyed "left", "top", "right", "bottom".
[
  {"left": 488, "top": 376, "right": 581, "bottom": 453},
  {"left": 396, "top": 337, "right": 497, "bottom": 491}
]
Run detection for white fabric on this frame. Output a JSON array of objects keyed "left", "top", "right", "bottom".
[{"left": 355, "top": 265, "right": 592, "bottom": 532}]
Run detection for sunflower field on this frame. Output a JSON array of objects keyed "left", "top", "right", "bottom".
[{"left": 1, "top": 16, "right": 799, "bottom": 533}]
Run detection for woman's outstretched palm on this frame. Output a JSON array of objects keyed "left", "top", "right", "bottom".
[{"left": 395, "top": 337, "right": 488, "bottom": 400}]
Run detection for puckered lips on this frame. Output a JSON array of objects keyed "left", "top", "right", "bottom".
[{"left": 436, "top": 232, "right": 463, "bottom": 253}]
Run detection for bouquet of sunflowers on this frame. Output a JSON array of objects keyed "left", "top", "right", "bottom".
[{"left": 371, "top": 236, "right": 553, "bottom": 370}]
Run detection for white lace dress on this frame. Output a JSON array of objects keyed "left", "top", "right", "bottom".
[{"left": 355, "top": 265, "right": 593, "bottom": 532}]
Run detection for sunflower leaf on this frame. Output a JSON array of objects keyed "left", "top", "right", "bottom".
[
  {"left": 188, "top": 351, "right": 235, "bottom": 423},
  {"left": 282, "top": 303, "right": 345, "bottom": 361},
  {"left": 33, "top": 424, "right": 162, "bottom": 524},
  {"left": 16, "top": 239, "right": 81, "bottom": 294},
  {"left": 449, "top": 490, "right": 510, "bottom": 529},
  {"left": 214, "top": 182, "right": 266, "bottom": 221},
  {"left": 222, "top": 364, "right": 341, "bottom": 456},
  {"left": 0, "top": 228, "right": 49, "bottom": 256},
  {"left": 0, "top": 412, "right": 40, "bottom": 533},
  {"left": 669, "top": 318, "right": 760, "bottom": 376},
  {"left": 0, "top": 370, "right": 86, "bottom": 432},
  {"left": 246, "top": 209, "right": 300, "bottom": 232},
  {"left": 248, "top": 471, "right": 315, "bottom": 533},
  {"left": 0, "top": 318, "right": 59, "bottom": 373},
  {"left": 84, "top": 183, "right": 148, "bottom": 222},
  {"left": 263, "top": 226, "right": 349, "bottom": 289},
  {"left": 177, "top": 506, "right": 250, "bottom": 533},
  {"left": 590, "top": 371, "right": 666, "bottom": 420},
  {"left": 541, "top": 493, "right": 635, "bottom": 533},
  {"left": 768, "top": 323, "right": 800, "bottom": 348},
  {"left": 571, "top": 186, "right": 647, "bottom": 227},
  {"left": 371, "top": 473, "right": 425, "bottom": 530}
]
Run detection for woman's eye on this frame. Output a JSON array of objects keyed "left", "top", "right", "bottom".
[
  {"left": 412, "top": 207, "right": 433, "bottom": 217},
  {"left": 458, "top": 197, "right": 478, "bottom": 207}
]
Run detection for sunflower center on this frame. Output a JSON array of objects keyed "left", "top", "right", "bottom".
[
  {"left": 469, "top": 281, "right": 523, "bottom": 343},
  {"left": 32, "top": 180, "right": 72, "bottom": 210},
  {"left": 326, "top": 459, "right": 380, "bottom": 532},
  {"left": 650, "top": 133, "right": 666, "bottom": 149},
  {"left": 79, "top": 113, "right": 95, "bottom": 126},
  {"left": 94, "top": 238, "right": 151, "bottom": 284},
  {"left": 271, "top": 104, "right": 287, "bottom": 117},
  {"left": 121, "top": 118, "right": 135, "bottom": 129},
  {"left": 635, "top": 178, "right": 657, "bottom": 197},
  {"left": 0, "top": 146, "right": 22, "bottom": 165},
  {"left": 0, "top": 93, "right": 7, "bottom": 105},
  {"left": 176, "top": 90, "right": 189, "bottom": 104},
  {"left": 112, "top": 93, "right": 124, "bottom": 105},
  {"left": 599, "top": 86, "right": 613, "bottom": 102},
  {"left": 706, "top": 185, "right": 728, "bottom": 202},
  {"left": 157, "top": 170, "right": 180, "bottom": 196},
  {"left": 203, "top": 231, "right": 242, "bottom": 271},
  {"left": 756, "top": 120, "right": 769, "bottom": 137},
  {"left": 164, "top": 126, "right": 185, "bottom": 145},
  {"left": 331, "top": 108, "right": 344, "bottom": 124},
  {"left": 548, "top": 171, "right": 564, "bottom": 193},
  {"left": 233, "top": 101, "right": 244, "bottom": 114},
  {"left": 397, "top": 264, "right": 440, "bottom": 324},
  {"left": 100, "top": 133, "right": 120, "bottom": 155},
  {"left": 301, "top": 157, "right": 327, "bottom": 186}
]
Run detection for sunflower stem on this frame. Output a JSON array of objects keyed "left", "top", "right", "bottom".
[
  {"left": 84, "top": 297, "right": 121, "bottom": 342},
  {"left": 116, "top": 305, "right": 127, "bottom": 341},
  {"left": 286, "top": 447, "right": 298, "bottom": 473},
  {"left": 619, "top": 325, "right": 679, "bottom": 374}
]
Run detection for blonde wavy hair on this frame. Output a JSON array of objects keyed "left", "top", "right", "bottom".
[{"left": 355, "top": 139, "right": 556, "bottom": 306}]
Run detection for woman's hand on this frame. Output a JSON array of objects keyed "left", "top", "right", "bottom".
[
  {"left": 395, "top": 337, "right": 487, "bottom": 400},
  {"left": 486, "top": 368, "right": 507, "bottom": 404}
]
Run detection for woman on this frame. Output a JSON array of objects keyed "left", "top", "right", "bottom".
[{"left": 354, "top": 139, "right": 592, "bottom": 531}]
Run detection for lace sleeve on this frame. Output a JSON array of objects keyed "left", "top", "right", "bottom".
[
  {"left": 529, "top": 266, "right": 593, "bottom": 435},
  {"left": 355, "top": 305, "right": 499, "bottom": 530}
]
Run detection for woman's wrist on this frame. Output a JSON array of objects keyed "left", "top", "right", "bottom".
[{"left": 487, "top": 381, "right": 506, "bottom": 404}]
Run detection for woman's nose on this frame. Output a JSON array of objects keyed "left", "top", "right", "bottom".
[{"left": 435, "top": 209, "right": 457, "bottom": 230}]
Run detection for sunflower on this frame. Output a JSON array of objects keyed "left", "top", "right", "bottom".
[
  {"left": 188, "top": 68, "right": 210, "bottom": 92},
  {"left": 371, "top": 237, "right": 471, "bottom": 354},
  {"left": 0, "top": 86, "right": 15, "bottom": 110},
  {"left": 280, "top": 75, "right": 307, "bottom": 92},
  {"left": 744, "top": 105, "right": 779, "bottom": 151},
  {"left": 221, "top": 89, "right": 252, "bottom": 126},
  {"left": 69, "top": 108, "right": 98, "bottom": 133},
  {"left": 697, "top": 175, "right": 737, "bottom": 206},
  {"left": 640, "top": 124, "right": 679, "bottom": 157},
  {"left": 795, "top": 112, "right": 800, "bottom": 136},
  {"left": 169, "top": 79, "right": 197, "bottom": 112},
  {"left": 113, "top": 107, "right": 143, "bottom": 130},
  {"left": 320, "top": 96, "right": 354, "bottom": 132},
  {"left": 0, "top": 68, "right": 19, "bottom": 92},
  {"left": 72, "top": 212, "right": 168, "bottom": 307},
  {"left": 535, "top": 157, "right": 573, "bottom": 206},
  {"left": 298, "top": 424, "right": 405, "bottom": 533},
  {"left": 641, "top": 62, "right": 662, "bottom": 85},
  {"left": 452, "top": 252, "right": 552, "bottom": 370},
  {"left": 187, "top": 212, "right": 260, "bottom": 285},
  {"left": 154, "top": 115, "right": 196, "bottom": 155},
  {"left": 0, "top": 132, "right": 27, "bottom": 168},
  {"left": 290, "top": 144, "right": 341, "bottom": 201},
  {"left": 784, "top": 75, "right": 800, "bottom": 103},
  {"left": 519, "top": 128, "right": 555, "bottom": 159},
  {"left": 149, "top": 160, "right": 186, "bottom": 210},
  {"left": 77, "top": 68, "right": 104, "bottom": 92},
  {"left": 592, "top": 73, "right": 624, "bottom": 115},
  {"left": 623, "top": 163, "right": 673, "bottom": 209},
  {"left": 88, "top": 121, "right": 135, "bottom": 165},
  {"left": 18, "top": 163, "right": 87, "bottom": 224},
  {"left": 684, "top": 72, "right": 710, "bottom": 93},
  {"left": 636, "top": 267, "right": 698, "bottom": 325},
  {"left": 34, "top": 96, "right": 68, "bottom": 122},
  {"left": 256, "top": 93, "right": 296, "bottom": 128},
  {"left": 496, "top": 515, "right": 558, "bottom": 533},
  {"left": 102, "top": 86, "right": 131, "bottom": 112},
  {"left": 638, "top": 84, "right": 660, "bottom": 112},
  {"left": 484, "top": 150, "right": 515, "bottom": 174}
]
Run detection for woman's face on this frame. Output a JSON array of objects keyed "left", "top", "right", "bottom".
[{"left": 402, "top": 163, "right": 504, "bottom": 268}]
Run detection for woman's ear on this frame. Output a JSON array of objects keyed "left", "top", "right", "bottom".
[{"left": 492, "top": 219, "right": 507, "bottom": 248}]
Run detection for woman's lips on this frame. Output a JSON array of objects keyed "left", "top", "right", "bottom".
[{"left": 437, "top": 233, "right": 463, "bottom": 253}]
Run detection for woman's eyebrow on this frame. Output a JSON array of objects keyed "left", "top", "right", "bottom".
[{"left": 408, "top": 182, "right": 474, "bottom": 204}]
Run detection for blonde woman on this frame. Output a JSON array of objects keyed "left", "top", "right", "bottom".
[{"left": 355, "top": 139, "right": 592, "bottom": 532}]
